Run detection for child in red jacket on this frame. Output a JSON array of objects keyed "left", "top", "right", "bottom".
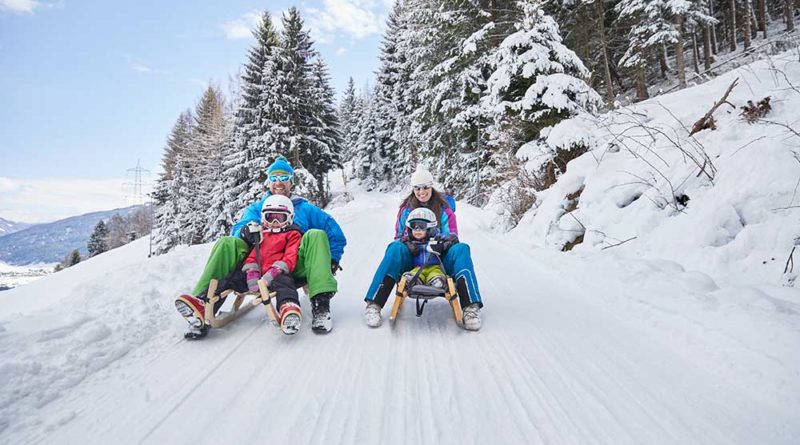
[
  {"left": 242, "top": 194, "right": 303, "bottom": 334},
  {"left": 176, "top": 194, "right": 303, "bottom": 337}
]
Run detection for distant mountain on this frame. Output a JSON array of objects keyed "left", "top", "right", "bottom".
[
  {"left": 0, "top": 217, "right": 34, "bottom": 238},
  {"left": 0, "top": 206, "right": 143, "bottom": 265}
]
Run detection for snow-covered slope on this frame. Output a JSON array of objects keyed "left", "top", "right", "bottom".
[
  {"left": 514, "top": 50, "right": 800, "bottom": 288},
  {"left": 1, "top": 189, "right": 798, "bottom": 444},
  {"left": 0, "top": 205, "right": 142, "bottom": 265},
  {"left": 0, "top": 218, "right": 33, "bottom": 238}
]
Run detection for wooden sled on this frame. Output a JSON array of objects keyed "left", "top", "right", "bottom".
[
  {"left": 389, "top": 274, "right": 463, "bottom": 328},
  {"left": 204, "top": 278, "right": 279, "bottom": 328}
]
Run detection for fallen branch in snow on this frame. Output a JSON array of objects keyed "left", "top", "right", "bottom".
[
  {"left": 785, "top": 246, "right": 796, "bottom": 274},
  {"left": 601, "top": 237, "right": 638, "bottom": 250},
  {"left": 689, "top": 78, "right": 739, "bottom": 137},
  {"left": 755, "top": 119, "right": 800, "bottom": 139}
]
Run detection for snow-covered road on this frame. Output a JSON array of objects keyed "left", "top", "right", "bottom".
[{"left": 1, "top": 192, "right": 798, "bottom": 444}]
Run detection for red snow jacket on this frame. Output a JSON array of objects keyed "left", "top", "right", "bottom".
[{"left": 243, "top": 225, "right": 303, "bottom": 275}]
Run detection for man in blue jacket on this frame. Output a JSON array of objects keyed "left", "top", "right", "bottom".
[{"left": 176, "top": 156, "right": 346, "bottom": 336}]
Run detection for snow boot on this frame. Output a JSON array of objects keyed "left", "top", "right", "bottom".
[
  {"left": 310, "top": 292, "right": 333, "bottom": 333},
  {"left": 364, "top": 302, "right": 382, "bottom": 328},
  {"left": 175, "top": 294, "right": 208, "bottom": 340},
  {"left": 462, "top": 304, "right": 482, "bottom": 331},
  {"left": 278, "top": 302, "right": 302, "bottom": 335},
  {"left": 428, "top": 275, "right": 446, "bottom": 290}
]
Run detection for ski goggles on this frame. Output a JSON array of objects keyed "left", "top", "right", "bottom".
[
  {"left": 408, "top": 219, "right": 433, "bottom": 231},
  {"left": 268, "top": 174, "right": 294, "bottom": 183},
  {"left": 262, "top": 211, "right": 290, "bottom": 225},
  {"left": 413, "top": 185, "right": 432, "bottom": 191}
]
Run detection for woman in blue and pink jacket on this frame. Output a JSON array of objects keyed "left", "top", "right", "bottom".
[{"left": 363, "top": 165, "right": 484, "bottom": 331}]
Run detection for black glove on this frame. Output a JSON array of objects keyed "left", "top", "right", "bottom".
[
  {"left": 239, "top": 221, "right": 262, "bottom": 246},
  {"left": 426, "top": 239, "right": 446, "bottom": 256},
  {"left": 331, "top": 261, "right": 342, "bottom": 276}
]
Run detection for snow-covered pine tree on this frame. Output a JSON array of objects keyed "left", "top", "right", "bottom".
[
  {"left": 304, "top": 57, "right": 342, "bottom": 205},
  {"left": 272, "top": 7, "right": 314, "bottom": 167},
  {"left": 87, "top": 220, "right": 109, "bottom": 257},
  {"left": 352, "top": 88, "right": 381, "bottom": 187},
  {"left": 616, "top": 0, "right": 714, "bottom": 91},
  {"left": 484, "top": 0, "right": 601, "bottom": 187},
  {"left": 371, "top": 0, "right": 408, "bottom": 190},
  {"left": 223, "top": 11, "right": 282, "bottom": 223},
  {"left": 189, "top": 85, "right": 227, "bottom": 244},
  {"left": 152, "top": 110, "right": 193, "bottom": 255},
  {"left": 338, "top": 77, "right": 361, "bottom": 165}
]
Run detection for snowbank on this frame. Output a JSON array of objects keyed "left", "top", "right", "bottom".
[{"left": 514, "top": 50, "right": 800, "bottom": 287}]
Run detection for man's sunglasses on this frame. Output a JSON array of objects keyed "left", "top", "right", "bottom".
[
  {"left": 269, "top": 174, "right": 294, "bottom": 183},
  {"left": 413, "top": 185, "right": 431, "bottom": 191}
]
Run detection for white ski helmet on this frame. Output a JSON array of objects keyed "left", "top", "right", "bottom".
[
  {"left": 405, "top": 207, "right": 437, "bottom": 235},
  {"left": 261, "top": 194, "right": 294, "bottom": 232}
]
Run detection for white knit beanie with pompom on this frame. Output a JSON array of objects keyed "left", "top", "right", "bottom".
[{"left": 410, "top": 165, "right": 434, "bottom": 188}]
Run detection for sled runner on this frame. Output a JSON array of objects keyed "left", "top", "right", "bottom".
[
  {"left": 203, "top": 278, "right": 279, "bottom": 328},
  {"left": 388, "top": 252, "right": 463, "bottom": 328}
]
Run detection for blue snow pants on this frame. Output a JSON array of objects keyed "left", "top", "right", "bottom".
[{"left": 364, "top": 241, "right": 483, "bottom": 308}]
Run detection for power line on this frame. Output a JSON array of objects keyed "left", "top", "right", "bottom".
[{"left": 123, "top": 160, "right": 151, "bottom": 206}]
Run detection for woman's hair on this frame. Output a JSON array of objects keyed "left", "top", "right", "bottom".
[{"left": 400, "top": 188, "right": 450, "bottom": 228}]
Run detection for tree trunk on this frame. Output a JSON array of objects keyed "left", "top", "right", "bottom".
[
  {"left": 635, "top": 65, "right": 649, "bottom": 102},
  {"left": 595, "top": 0, "right": 615, "bottom": 108},
  {"left": 758, "top": 0, "right": 768, "bottom": 38},
  {"left": 675, "top": 14, "right": 687, "bottom": 88},
  {"left": 659, "top": 45, "right": 670, "bottom": 78},
  {"left": 709, "top": 0, "right": 719, "bottom": 54},
  {"left": 786, "top": 0, "right": 797, "bottom": 32},
  {"left": 703, "top": 24, "right": 714, "bottom": 70},
  {"left": 730, "top": 0, "right": 738, "bottom": 51},
  {"left": 692, "top": 28, "right": 701, "bottom": 74},
  {"left": 743, "top": 0, "right": 752, "bottom": 50}
]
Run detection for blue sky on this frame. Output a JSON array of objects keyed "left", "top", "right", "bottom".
[{"left": 0, "top": 0, "right": 388, "bottom": 222}]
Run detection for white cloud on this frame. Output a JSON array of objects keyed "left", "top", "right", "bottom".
[
  {"left": 304, "top": 0, "right": 382, "bottom": 44},
  {"left": 0, "top": 177, "right": 153, "bottom": 223},
  {"left": 336, "top": 47, "right": 348, "bottom": 56},
  {"left": 121, "top": 54, "right": 167, "bottom": 75},
  {"left": 0, "top": 0, "right": 41, "bottom": 14},
  {"left": 221, "top": 11, "right": 262, "bottom": 40}
]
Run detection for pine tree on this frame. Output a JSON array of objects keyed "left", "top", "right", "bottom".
[
  {"left": 87, "top": 220, "right": 109, "bottom": 257},
  {"left": 485, "top": 0, "right": 601, "bottom": 186},
  {"left": 338, "top": 77, "right": 361, "bottom": 164},
  {"left": 152, "top": 110, "right": 193, "bottom": 255},
  {"left": 68, "top": 249, "right": 81, "bottom": 266},
  {"left": 223, "top": 11, "right": 282, "bottom": 223},
  {"left": 304, "top": 57, "right": 342, "bottom": 205}
]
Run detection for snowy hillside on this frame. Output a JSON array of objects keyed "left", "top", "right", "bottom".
[
  {"left": 0, "top": 218, "right": 33, "bottom": 238},
  {"left": 513, "top": 49, "right": 800, "bottom": 288},
  {"left": 1, "top": 185, "right": 798, "bottom": 444},
  {"left": 0, "top": 205, "right": 141, "bottom": 265}
]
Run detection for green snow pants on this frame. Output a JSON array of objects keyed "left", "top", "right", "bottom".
[{"left": 191, "top": 229, "right": 338, "bottom": 299}]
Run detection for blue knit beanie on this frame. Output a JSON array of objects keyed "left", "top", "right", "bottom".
[{"left": 267, "top": 155, "right": 294, "bottom": 177}]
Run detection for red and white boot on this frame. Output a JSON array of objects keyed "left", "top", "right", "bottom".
[
  {"left": 278, "top": 302, "right": 302, "bottom": 335},
  {"left": 175, "top": 294, "right": 208, "bottom": 339}
]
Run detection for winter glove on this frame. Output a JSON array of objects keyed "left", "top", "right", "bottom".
[
  {"left": 261, "top": 266, "right": 283, "bottom": 287},
  {"left": 240, "top": 221, "right": 263, "bottom": 246},
  {"left": 426, "top": 239, "right": 445, "bottom": 256},
  {"left": 331, "top": 261, "right": 342, "bottom": 276},
  {"left": 245, "top": 268, "right": 261, "bottom": 293}
]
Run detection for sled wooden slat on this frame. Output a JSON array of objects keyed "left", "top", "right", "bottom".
[
  {"left": 257, "top": 278, "right": 280, "bottom": 324},
  {"left": 447, "top": 277, "right": 463, "bottom": 326},
  {"left": 204, "top": 279, "right": 259, "bottom": 329},
  {"left": 389, "top": 276, "right": 407, "bottom": 323}
]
